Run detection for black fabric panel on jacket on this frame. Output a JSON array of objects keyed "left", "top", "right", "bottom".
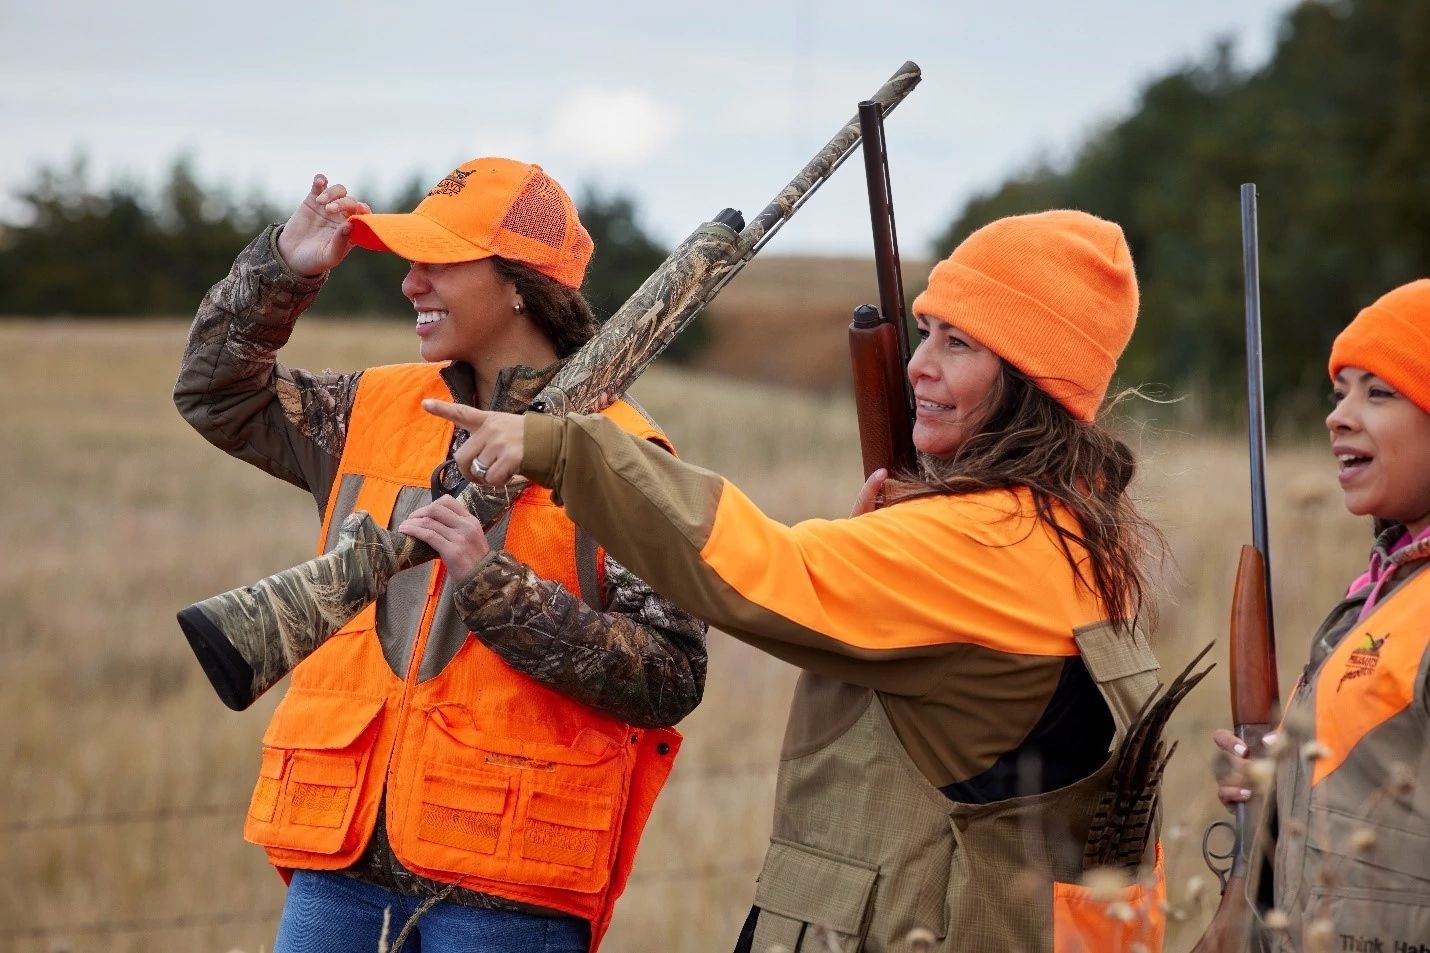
[{"left": 939, "top": 655, "right": 1114, "bottom": 804}]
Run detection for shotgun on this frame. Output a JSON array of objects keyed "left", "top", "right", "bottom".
[
  {"left": 177, "top": 62, "right": 924, "bottom": 711},
  {"left": 1193, "top": 183, "right": 1281, "bottom": 953},
  {"left": 848, "top": 99, "right": 916, "bottom": 479}
]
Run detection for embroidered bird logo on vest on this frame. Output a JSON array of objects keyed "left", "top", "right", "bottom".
[{"left": 1336, "top": 630, "right": 1391, "bottom": 691}]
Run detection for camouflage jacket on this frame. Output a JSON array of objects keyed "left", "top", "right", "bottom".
[{"left": 175, "top": 226, "right": 707, "bottom": 910}]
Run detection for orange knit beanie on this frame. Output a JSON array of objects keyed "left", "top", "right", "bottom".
[
  {"left": 910, "top": 209, "right": 1138, "bottom": 422},
  {"left": 1328, "top": 279, "right": 1430, "bottom": 413}
]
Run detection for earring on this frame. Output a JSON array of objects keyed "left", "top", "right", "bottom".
[{"left": 513, "top": 300, "right": 524, "bottom": 314}]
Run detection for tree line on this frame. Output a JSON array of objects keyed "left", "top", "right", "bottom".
[
  {"left": 0, "top": 156, "right": 693, "bottom": 358},
  {"left": 937, "top": 0, "right": 1430, "bottom": 425}
]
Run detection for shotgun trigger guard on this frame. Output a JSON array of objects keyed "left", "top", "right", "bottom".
[
  {"left": 1203, "top": 819, "right": 1236, "bottom": 892},
  {"left": 430, "top": 460, "right": 468, "bottom": 500}
]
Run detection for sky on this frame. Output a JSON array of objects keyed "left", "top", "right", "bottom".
[{"left": 0, "top": 0, "right": 1295, "bottom": 256}]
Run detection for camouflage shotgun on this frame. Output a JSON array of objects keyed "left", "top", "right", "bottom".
[{"left": 177, "top": 61, "right": 924, "bottom": 711}]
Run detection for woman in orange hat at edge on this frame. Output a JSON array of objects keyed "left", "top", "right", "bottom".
[
  {"left": 428, "top": 210, "right": 1174, "bottom": 952},
  {"left": 1212, "top": 279, "right": 1430, "bottom": 951},
  {"left": 175, "top": 161, "right": 707, "bottom": 952}
]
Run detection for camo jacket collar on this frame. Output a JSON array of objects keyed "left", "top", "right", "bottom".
[{"left": 438, "top": 359, "right": 563, "bottom": 415}]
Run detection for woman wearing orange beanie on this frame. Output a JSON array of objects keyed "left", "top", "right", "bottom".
[
  {"left": 1213, "top": 279, "right": 1430, "bottom": 951},
  {"left": 425, "top": 210, "right": 1170, "bottom": 952}
]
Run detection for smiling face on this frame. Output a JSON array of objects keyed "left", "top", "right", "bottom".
[
  {"left": 401, "top": 258, "right": 521, "bottom": 367},
  {"left": 1327, "top": 366, "right": 1430, "bottom": 535},
  {"left": 907, "top": 316, "right": 1005, "bottom": 458}
]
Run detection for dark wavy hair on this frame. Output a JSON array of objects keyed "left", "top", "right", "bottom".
[
  {"left": 910, "top": 363, "right": 1165, "bottom": 632},
  {"left": 491, "top": 257, "right": 598, "bottom": 358}
]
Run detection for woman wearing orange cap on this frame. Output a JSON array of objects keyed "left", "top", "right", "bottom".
[
  {"left": 427, "top": 210, "right": 1172, "bottom": 952},
  {"left": 1211, "top": 280, "right": 1430, "bottom": 951},
  {"left": 175, "top": 162, "right": 706, "bottom": 953}
]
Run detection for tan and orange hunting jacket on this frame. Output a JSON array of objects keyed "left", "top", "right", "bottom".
[
  {"left": 518, "top": 411, "right": 1168, "bottom": 952},
  {"left": 1258, "top": 528, "right": 1430, "bottom": 952}
]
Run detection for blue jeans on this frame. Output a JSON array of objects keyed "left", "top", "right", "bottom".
[{"left": 274, "top": 870, "right": 591, "bottom": 953}]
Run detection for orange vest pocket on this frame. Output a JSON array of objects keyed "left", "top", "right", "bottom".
[
  {"left": 520, "top": 785, "right": 618, "bottom": 883},
  {"left": 244, "top": 688, "right": 385, "bottom": 856},
  {"left": 417, "top": 773, "right": 512, "bottom": 856},
  {"left": 1051, "top": 843, "right": 1166, "bottom": 953},
  {"left": 399, "top": 706, "right": 631, "bottom": 897},
  {"left": 249, "top": 747, "right": 286, "bottom": 823}
]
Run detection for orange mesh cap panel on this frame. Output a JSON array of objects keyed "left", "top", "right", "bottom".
[{"left": 348, "top": 158, "right": 593, "bottom": 288}]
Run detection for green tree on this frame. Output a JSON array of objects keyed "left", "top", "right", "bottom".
[{"left": 931, "top": 0, "right": 1428, "bottom": 426}]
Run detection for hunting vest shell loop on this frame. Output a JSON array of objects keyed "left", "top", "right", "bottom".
[
  {"left": 1268, "top": 567, "right": 1430, "bottom": 952},
  {"left": 242, "top": 362, "right": 680, "bottom": 949},
  {"left": 749, "top": 620, "right": 1165, "bottom": 953}
]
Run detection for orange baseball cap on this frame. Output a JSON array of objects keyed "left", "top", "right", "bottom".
[{"left": 347, "top": 157, "right": 593, "bottom": 289}]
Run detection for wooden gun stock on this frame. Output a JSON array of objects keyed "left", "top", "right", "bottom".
[
  {"left": 1194, "top": 882, "right": 1257, "bottom": 953},
  {"left": 850, "top": 304, "right": 916, "bottom": 477},
  {"left": 1193, "top": 544, "right": 1279, "bottom": 953},
  {"left": 1230, "top": 544, "right": 1277, "bottom": 734}
]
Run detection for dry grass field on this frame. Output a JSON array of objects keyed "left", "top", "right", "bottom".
[{"left": 1, "top": 317, "right": 1366, "bottom": 952}]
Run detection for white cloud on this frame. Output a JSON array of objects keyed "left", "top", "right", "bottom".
[{"left": 545, "top": 88, "right": 679, "bottom": 170}]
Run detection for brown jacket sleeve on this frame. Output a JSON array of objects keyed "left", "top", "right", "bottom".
[
  {"left": 452, "top": 550, "right": 708, "bottom": 728},
  {"left": 173, "top": 225, "right": 359, "bottom": 507}
]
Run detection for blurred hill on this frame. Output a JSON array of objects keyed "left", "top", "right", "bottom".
[{"left": 697, "top": 253, "right": 928, "bottom": 391}]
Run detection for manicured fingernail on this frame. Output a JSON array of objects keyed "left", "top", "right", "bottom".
[
  {"left": 1235, "top": 743, "right": 1247, "bottom": 756},
  {"left": 1263, "top": 731, "right": 1277, "bottom": 744}
]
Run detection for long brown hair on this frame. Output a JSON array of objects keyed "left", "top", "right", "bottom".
[
  {"left": 913, "top": 363, "right": 1165, "bottom": 631},
  {"left": 491, "top": 257, "right": 597, "bottom": 358}
]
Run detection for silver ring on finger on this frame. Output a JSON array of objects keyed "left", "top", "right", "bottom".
[{"left": 471, "top": 459, "right": 491, "bottom": 479}]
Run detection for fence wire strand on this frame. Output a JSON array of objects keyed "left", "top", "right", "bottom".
[{"left": 8, "top": 765, "right": 772, "bottom": 942}]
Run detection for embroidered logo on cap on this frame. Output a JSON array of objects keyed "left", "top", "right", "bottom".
[
  {"left": 427, "top": 169, "right": 471, "bottom": 198},
  {"left": 1337, "top": 631, "right": 1391, "bottom": 691}
]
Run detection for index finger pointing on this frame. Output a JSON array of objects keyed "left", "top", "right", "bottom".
[{"left": 422, "top": 399, "right": 489, "bottom": 429}]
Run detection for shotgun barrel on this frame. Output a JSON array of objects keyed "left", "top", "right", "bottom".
[
  {"left": 1193, "top": 183, "right": 1283, "bottom": 953},
  {"left": 848, "top": 97, "right": 917, "bottom": 478}
]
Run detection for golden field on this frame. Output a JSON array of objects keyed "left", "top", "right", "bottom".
[{"left": 0, "top": 317, "right": 1367, "bottom": 952}]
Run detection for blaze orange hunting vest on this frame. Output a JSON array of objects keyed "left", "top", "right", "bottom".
[
  {"left": 242, "top": 363, "right": 681, "bottom": 948},
  {"left": 1266, "top": 566, "right": 1430, "bottom": 950}
]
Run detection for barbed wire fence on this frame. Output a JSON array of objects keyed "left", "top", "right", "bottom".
[{"left": 4, "top": 761, "right": 775, "bottom": 947}]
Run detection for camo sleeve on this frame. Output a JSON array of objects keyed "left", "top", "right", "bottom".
[
  {"left": 174, "top": 225, "right": 359, "bottom": 506},
  {"left": 452, "top": 550, "right": 709, "bottom": 728}
]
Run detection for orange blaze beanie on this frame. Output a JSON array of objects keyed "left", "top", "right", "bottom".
[
  {"left": 1329, "top": 279, "right": 1430, "bottom": 414},
  {"left": 910, "top": 209, "right": 1138, "bottom": 422}
]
